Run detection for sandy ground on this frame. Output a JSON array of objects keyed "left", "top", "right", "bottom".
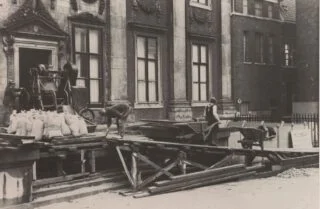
[{"left": 38, "top": 168, "right": 319, "bottom": 209}]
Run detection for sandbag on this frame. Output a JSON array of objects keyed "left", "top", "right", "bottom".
[
  {"left": 78, "top": 117, "right": 88, "bottom": 135},
  {"left": 69, "top": 121, "right": 80, "bottom": 137},
  {"left": 59, "top": 113, "right": 71, "bottom": 136},
  {"left": 30, "top": 118, "right": 44, "bottom": 140},
  {"left": 7, "top": 113, "right": 18, "bottom": 134},
  {"left": 46, "top": 113, "right": 63, "bottom": 138}
]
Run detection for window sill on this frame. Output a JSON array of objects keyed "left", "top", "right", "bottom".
[
  {"left": 134, "top": 103, "right": 164, "bottom": 109},
  {"left": 190, "top": 2, "right": 212, "bottom": 10},
  {"left": 254, "top": 62, "right": 267, "bottom": 66},
  {"left": 231, "top": 12, "right": 281, "bottom": 22},
  {"left": 243, "top": 61, "right": 253, "bottom": 64}
]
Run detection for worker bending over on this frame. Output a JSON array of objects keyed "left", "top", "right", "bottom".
[{"left": 100, "top": 103, "right": 132, "bottom": 138}]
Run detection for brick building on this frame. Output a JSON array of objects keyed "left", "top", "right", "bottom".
[
  {"left": 0, "top": 0, "right": 225, "bottom": 123},
  {"left": 294, "top": 0, "right": 319, "bottom": 113},
  {"left": 228, "top": 0, "right": 298, "bottom": 117}
]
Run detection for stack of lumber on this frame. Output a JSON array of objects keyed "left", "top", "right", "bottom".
[{"left": 133, "top": 164, "right": 263, "bottom": 198}]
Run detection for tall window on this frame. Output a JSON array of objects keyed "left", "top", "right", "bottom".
[
  {"left": 243, "top": 31, "right": 250, "bottom": 62},
  {"left": 192, "top": 44, "right": 208, "bottom": 102},
  {"left": 136, "top": 36, "right": 159, "bottom": 103},
  {"left": 268, "top": 4, "right": 273, "bottom": 18},
  {"left": 254, "top": 0, "right": 263, "bottom": 17},
  {"left": 74, "top": 26, "right": 102, "bottom": 104},
  {"left": 243, "top": 0, "right": 248, "bottom": 15},
  {"left": 267, "top": 36, "right": 274, "bottom": 64},
  {"left": 284, "top": 43, "right": 295, "bottom": 66},
  {"left": 255, "top": 33, "right": 264, "bottom": 63}
]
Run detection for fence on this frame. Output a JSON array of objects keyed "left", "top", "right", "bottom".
[{"left": 222, "top": 113, "right": 319, "bottom": 147}]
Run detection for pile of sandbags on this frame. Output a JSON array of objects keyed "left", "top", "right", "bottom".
[{"left": 7, "top": 110, "right": 88, "bottom": 140}]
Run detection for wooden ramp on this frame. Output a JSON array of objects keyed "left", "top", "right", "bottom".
[{"left": 106, "top": 136, "right": 319, "bottom": 197}]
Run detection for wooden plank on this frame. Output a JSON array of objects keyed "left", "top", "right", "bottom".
[
  {"left": 115, "top": 146, "right": 135, "bottom": 187},
  {"left": 184, "top": 160, "right": 208, "bottom": 170},
  {"left": 51, "top": 142, "right": 108, "bottom": 150},
  {"left": 0, "top": 133, "right": 35, "bottom": 140},
  {"left": 33, "top": 173, "right": 90, "bottom": 187},
  {"left": 149, "top": 171, "right": 256, "bottom": 195},
  {"left": 154, "top": 164, "right": 246, "bottom": 187},
  {"left": 171, "top": 164, "right": 245, "bottom": 181},
  {"left": 280, "top": 154, "right": 319, "bottom": 167}
]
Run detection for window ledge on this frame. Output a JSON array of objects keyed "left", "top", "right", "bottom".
[
  {"left": 190, "top": 1, "right": 212, "bottom": 10},
  {"left": 134, "top": 103, "right": 164, "bottom": 109},
  {"left": 191, "top": 102, "right": 207, "bottom": 107},
  {"left": 231, "top": 12, "right": 281, "bottom": 23},
  {"left": 254, "top": 62, "right": 267, "bottom": 65},
  {"left": 243, "top": 61, "right": 253, "bottom": 64}
]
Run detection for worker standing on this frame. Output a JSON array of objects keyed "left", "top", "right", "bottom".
[{"left": 203, "top": 97, "right": 220, "bottom": 145}]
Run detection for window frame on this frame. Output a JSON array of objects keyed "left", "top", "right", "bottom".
[
  {"left": 283, "top": 43, "right": 295, "bottom": 67},
  {"left": 267, "top": 4, "right": 273, "bottom": 18},
  {"left": 134, "top": 33, "right": 162, "bottom": 106},
  {"left": 190, "top": 0, "right": 212, "bottom": 10},
  {"left": 267, "top": 35, "right": 274, "bottom": 64},
  {"left": 191, "top": 42, "right": 209, "bottom": 103},
  {"left": 243, "top": 31, "right": 250, "bottom": 63},
  {"left": 255, "top": 32, "right": 264, "bottom": 64},
  {"left": 243, "top": 0, "right": 248, "bottom": 15},
  {"left": 71, "top": 23, "right": 104, "bottom": 106},
  {"left": 254, "top": 0, "right": 263, "bottom": 17}
]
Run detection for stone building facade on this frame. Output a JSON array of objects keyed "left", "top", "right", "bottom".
[
  {"left": 0, "top": 0, "right": 224, "bottom": 123},
  {"left": 0, "top": 0, "right": 303, "bottom": 124}
]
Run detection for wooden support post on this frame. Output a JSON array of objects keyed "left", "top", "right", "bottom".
[
  {"left": 32, "top": 161, "right": 37, "bottom": 181},
  {"left": 131, "top": 152, "right": 138, "bottom": 188},
  {"left": 56, "top": 158, "right": 64, "bottom": 176},
  {"left": 89, "top": 150, "right": 96, "bottom": 173},
  {"left": 276, "top": 125, "right": 280, "bottom": 148},
  {"left": 80, "top": 150, "right": 86, "bottom": 173},
  {"left": 116, "top": 146, "right": 135, "bottom": 187}
]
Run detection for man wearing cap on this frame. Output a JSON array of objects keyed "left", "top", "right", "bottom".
[{"left": 203, "top": 97, "right": 220, "bottom": 145}]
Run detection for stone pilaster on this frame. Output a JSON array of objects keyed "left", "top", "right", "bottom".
[
  {"left": 168, "top": 0, "right": 192, "bottom": 121},
  {"left": 109, "top": 1, "right": 128, "bottom": 103},
  {"left": 220, "top": 0, "right": 236, "bottom": 116}
]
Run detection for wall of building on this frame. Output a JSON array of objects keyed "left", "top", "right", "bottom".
[
  {"left": 231, "top": 14, "right": 283, "bottom": 114},
  {"left": 295, "top": 0, "right": 319, "bottom": 107}
]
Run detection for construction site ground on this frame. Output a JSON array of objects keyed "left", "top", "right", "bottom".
[
  {"left": 37, "top": 167, "right": 319, "bottom": 209},
  {"left": 35, "top": 123, "right": 319, "bottom": 209}
]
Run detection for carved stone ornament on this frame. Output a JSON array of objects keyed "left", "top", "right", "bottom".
[
  {"left": 132, "top": 0, "right": 161, "bottom": 16},
  {"left": 2, "top": 35, "right": 15, "bottom": 55},
  {"left": 98, "top": 0, "right": 105, "bottom": 15},
  {"left": 191, "top": 9, "right": 209, "bottom": 24}
]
